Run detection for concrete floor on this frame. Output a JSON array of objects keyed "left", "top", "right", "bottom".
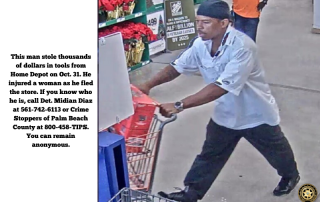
[{"left": 129, "top": 0, "right": 320, "bottom": 201}]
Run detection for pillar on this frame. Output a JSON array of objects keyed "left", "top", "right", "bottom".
[{"left": 312, "top": 0, "right": 320, "bottom": 33}]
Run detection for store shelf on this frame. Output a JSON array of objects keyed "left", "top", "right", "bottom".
[
  {"left": 99, "top": 11, "right": 146, "bottom": 28},
  {"left": 128, "top": 60, "right": 150, "bottom": 72},
  {"left": 98, "top": 0, "right": 150, "bottom": 72},
  {"left": 99, "top": 0, "right": 202, "bottom": 73},
  {"left": 146, "top": 4, "right": 164, "bottom": 14}
]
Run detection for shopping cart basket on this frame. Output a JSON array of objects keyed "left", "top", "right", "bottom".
[
  {"left": 125, "top": 113, "right": 177, "bottom": 193},
  {"left": 108, "top": 187, "right": 177, "bottom": 202}
]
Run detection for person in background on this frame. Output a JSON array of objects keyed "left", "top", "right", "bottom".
[
  {"left": 232, "top": 0, "right": 268, "bottom": 41},
  {"left": 137, "top": 1, "right": 300, "bottom": 201}
]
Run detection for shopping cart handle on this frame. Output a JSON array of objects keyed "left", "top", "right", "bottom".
[
  {"left": 167, "top": 114, "right": 178, "bottom": 123},
  {"left": 158, "top": 114, "right": 177, "bottom": 131}
]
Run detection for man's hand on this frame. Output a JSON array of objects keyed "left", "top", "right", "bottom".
[
  {"left": 257, "top": 0, "right": 267, "bottom": 11},
  {"left": 159, "top": 103, "right": 180, "bottom": 118},
  {"left": 135, "top": 83, "right": 151, "bottom": 95}
]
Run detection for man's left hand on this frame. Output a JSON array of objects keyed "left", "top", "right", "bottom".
[
  {"left": 159, "top": 103, "right": 179, "bottom": 118},
  {"left": 257, "top": 0, "right": 267, "bottom": 11}
]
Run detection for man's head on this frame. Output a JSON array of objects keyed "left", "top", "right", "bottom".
[{"left": 196, "top": 0, "right": 231, "bottom": 40}]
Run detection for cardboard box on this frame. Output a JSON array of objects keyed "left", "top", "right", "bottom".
[
  {"left": 112, "top": 84, "right": 159, "bottom": 153},
  {"left": 118, "top": 111, "right": 154, "bottom": 131},
  {"left": 117, "top": 85, "right": 158, "bottom": 131},
  {"left": 131, "top": 84, "right": 158, "bottom": 111}
]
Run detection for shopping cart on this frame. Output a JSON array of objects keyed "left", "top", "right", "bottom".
[
  {"left": 107, "top": 105, "right": 177, "bottom": 202},
  {"left": 125, "top": 113, "right": 177, "bottom": 193},
  {"left": 108, "top": 187, "right": 177, "bottom": 202}
]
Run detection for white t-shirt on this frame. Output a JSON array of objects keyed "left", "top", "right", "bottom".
[{"left": 171, "top": 26, "right": 280, "bottom": 130}]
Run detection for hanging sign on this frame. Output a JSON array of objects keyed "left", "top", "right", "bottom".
[
  {"left": 164, "top": 0, "right": 197, "bottom": 51},
  {"left": 147, "top": 0, "right": 164, "bottom": 11}
]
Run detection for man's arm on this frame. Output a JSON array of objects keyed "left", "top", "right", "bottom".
[
  {"left": 181, "top": 83, "right": 227, "bottom": 109},
  {"left": 145, "top": 65, "right": 181, "bottom": 89},
  {"left": 159, "top": 83, "right": 227, "bottom": 117},
  {"left": 257, "top": 0, "right": 268, "bottom": 11},
  {"left": 137, "top": 37, "right": 199, "bottom": 95}
]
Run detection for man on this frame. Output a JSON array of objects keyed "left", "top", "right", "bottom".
[
  {"left": 137, "top": 1, "right": 300, "bottom": 201},
  {"left": 232, "top": 0, "right": 268, "bottom": 41}
]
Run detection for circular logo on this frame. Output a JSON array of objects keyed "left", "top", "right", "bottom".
[{"left": 298, "top": 184, "right": 318, "bottom": 202}]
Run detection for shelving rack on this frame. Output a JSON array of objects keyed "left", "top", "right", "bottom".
[{"left": 98, "top": 0, "right": 205, "bottom": 72}]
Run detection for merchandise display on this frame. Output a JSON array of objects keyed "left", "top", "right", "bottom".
[
  {"left": 99, "top": 0, "right": 136, "bottom": 22},
  {"left": 99, "top": 22, "right": 157, "bottom": 67},
  {"left": 98, "top": 0, "right": 205, "bottom": 72},
  {"left": 98, "top": 0, "right": 153, "bottom": 71}
]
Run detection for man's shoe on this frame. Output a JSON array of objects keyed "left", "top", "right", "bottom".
[
  {"left": 158, "top": 187, "right": 198, "bottom": 202},
  {"left": 273, "top": 175, "right": 300, "bottom": 196}
]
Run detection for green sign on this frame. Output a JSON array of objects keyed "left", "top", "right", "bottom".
[{"left": 164, "top": 0, "right": 197, "bottom": 51}]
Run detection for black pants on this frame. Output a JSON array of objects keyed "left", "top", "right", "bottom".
[
  {"left": 184, "top": 119, "right": 299, "bottom": 199},
  {"left": 234, "top": 12, "right": 260, "bottom": 42}
]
